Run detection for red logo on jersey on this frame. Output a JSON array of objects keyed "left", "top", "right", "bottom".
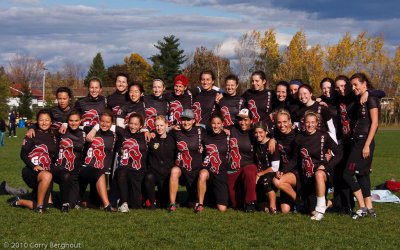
[
  {"left": 145, "top": 107, "right": 157, "bottom": 131},
  {"left": 169, "top": 100, "right": 183, "bottom": 124},
  {"left": 192, "top": 102, "right": 201, "bottom": 124},
  {"left": 120, "top": 139, "right": 142, "bottom": 170},
  {"left": 300, "top": 148, "right": 314, "bottom": 177},
  {"left": 221, "top": 106, "right": 234, "bottom": 126},
  {"left": 278, "top": 144, "right": 288, "bottom": 165},
  {"left": 248, "top": 100, "right": 260, "bottom": 123},
  {"left": 112, "top": 106, "right": 121, "bottom": 116},
  {"left": 177, "top": 141, "right": 192, "bottom": 171},
  {"left": 28, "top": 144, "right": 52, "bottom": 170},
  {"left": 57, "top": 138, "right": 75, "bottom": 171},
  {"left": 339, "top": 103, "right": 350, "bottom": 136},
  {"left": 81, "top": 109, "right": 99, "bottom": 126},
  {"left": 52, "top": 122, "right": 63, "bottom": 130},
  {"left": 205, "top": 144, "right": 222, "bottom": 174},
  {"left": 85, "top": 137, "right": 106, "bottom": 169},
  {"left": 229, "top": 138, "right": 241, "bottom": 170}
]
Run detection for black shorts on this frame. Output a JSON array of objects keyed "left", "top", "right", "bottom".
[
  {"left": 258, "top": 172, "right": 277, "bottom": 193},
  {"left": 346, "top": 138, "right": 374, "bottom": 176},
  {"left": 22, "top": 167, "right": 53, "bottom": 191},
  {"left": 180, "top": 168, "right": 200, "bottom": 186},
  {"left": 79, "top": 166, "right": 105, "bottom": 184},
  {"left": 208, "top": 172, "right": 228, "bottom": 206}
]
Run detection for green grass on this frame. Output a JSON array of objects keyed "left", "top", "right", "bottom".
[{"left": 1, "top": 129, "right": 400, "bottom": 249}]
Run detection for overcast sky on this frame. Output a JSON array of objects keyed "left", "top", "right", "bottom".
[{"left": 1, "top": 0, "right": 398, "bottom": 73}]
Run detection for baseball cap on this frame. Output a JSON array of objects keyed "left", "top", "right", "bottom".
[
  {"left": 174, "top": 74, "right": 189, "bottom": 86},
  {"left": 236, "top": 108, "right": 251, "bottom": 119},
  {"left": 181, "top": 109, "right": 194, "bottom": 119}
]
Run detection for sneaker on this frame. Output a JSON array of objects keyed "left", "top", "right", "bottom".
[
  {"left": 34, "top": 205, "right": 44, "bottom": 214},
  {"left": 149, "top": 202, "right": 157, "bottom": 210},
  {"left": 14, "top": 136, "right": 17, "bottom": 138},
  {"left": 245, "top": 202, "right": 256, "bottom": 213},
  {"left": 311, "top": 212, "right": 324, "bottom": 221},
  {"left": 367, "top": 209, "right": 377, "bottom": 217},
  {"left": 104, "top": 204, "right": 116, "bottom": 212},
  {"left": 269, "top": 207, "right": 277, "bottom": 215},
  {"left": 118, "top": 202, "right": 129, "bottom": 213},
  {"left": 167, "top": 203, "right": 177, "bottom": 212},
  {"left": 352, "top": 209, "right": 367, "bottom": 219},
  {"left": 194, "top": 204, "right": 204, "bottom": 213},
  {"left": 61, "top": 203, "right": 70, "bottom": 213},
  {"left": 10, "top": 196, "right": 21, "bottom": 207}
]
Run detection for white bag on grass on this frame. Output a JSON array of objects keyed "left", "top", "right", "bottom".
[{"left": 371, "top": 190, "right": 400, "bottom": 203}]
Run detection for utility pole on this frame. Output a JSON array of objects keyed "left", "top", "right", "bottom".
[{"left": 42, "top": 67, "right": 48, "bottom": 107}]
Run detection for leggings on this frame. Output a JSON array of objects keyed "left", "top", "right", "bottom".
[{"left": 116, "top": 168, "right": 144, "bottom": 208}]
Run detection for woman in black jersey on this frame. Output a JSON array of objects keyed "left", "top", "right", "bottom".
[
  {"left": 168, "top": 109, "right": 205, "bottom": 212},
  {"left": 272, "top": 109, "right": 300, "bottom": 213},
  {"left": 196, "top": 114, "right": 229, "bottom": 213},
  {"left": 117, "top": 83, "right": 146, "bottom": 128},
  {"left": 53, "top": 111, "right": 85, "bottom": 212},
  {"left": 254, "top": 121, "right": 280, "bottom": 213},
  {"left": 115, "top": 113, "right": 148, "bottom": 212},
  {"left": 79, "top": 112, "right": 116, "bottom": 212},
  {"left": 145, "top": 116, "right": 176, "bottom": 209},
  {"left": 11, "top": 109, "right": 57, "bottom": 213},
  {"left": 143, "top": 79, "right": 169, "bottom": 131},
  {"left": 343, "top": 73, "right": 380, "bottom": 219},
  {"left": 294, "top": 111, "right": 342, "bottom": 221}
]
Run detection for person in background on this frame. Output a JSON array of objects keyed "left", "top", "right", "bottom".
[
  {"left": 8, "top": 111, "right": 17, "bottom": 137},
  {"left": 0, "top": 117, "right": 6, "bottom": 147}
]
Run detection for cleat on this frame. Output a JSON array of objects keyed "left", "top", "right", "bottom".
[
  {"left": 34, "top": 205, "right": 44, "bottom": 214},
  {"left": 245, "top": 202, "right": 256, "bottom": 213},
  {"left": 352, "top": 209, "right": 367, "bottom": 219},
  {"left": 104, "top": 204, "right": 116, "bottom": 212},
  {"left": 311, "top": 212, "right": 324, "bottom": 221},
  {"left": 61, "top": 203, "right": 70, "bottom": 213},
  {"left": 367, "top": 209, "right": 376, "bottom": 217},
  {"left": 10, "top": 196, "right": 21, "bottom": 207},
  {"left": 194, "top": 204, "right": 204, "bottom": 213},
  {"left": 118, "top": 202, "right": 129, "bottom": 213},
  {"left": 167, "top": 203, "right": 177, "bottom": 212}
]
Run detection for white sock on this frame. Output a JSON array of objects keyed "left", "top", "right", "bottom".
[{"left": 315, "top": 196, "right": 326, "bottom": 214}]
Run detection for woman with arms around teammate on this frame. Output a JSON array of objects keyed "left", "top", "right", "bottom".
[
  {"left": 11, "top": 109, "right": 57, "bottom": 213},
  {"left": 143, "top": 79, "right": 169, "bottom": 132}
]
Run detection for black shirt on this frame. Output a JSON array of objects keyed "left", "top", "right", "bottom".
[
  {"left": 203, "top": 131, "right": 230, "bottom": 175},
  {"left": 216, "top": 94, "right": 244, "bottom": 127},
  {"left": 84, "top": 129, "right": 116, "bottom": 173},
  {"left": 116, "top": 127, "right": 147, "bottom": 172},
  {"left": 75, "top": 95, "right": 107, "bottom": 128},
  {"left": 147, "top": 133, "right": 177, "bottom": 177},
  {"left": 229, "top": 126, "right": 255, "bottom": 170},
  {"left": 56, "top": 128, "right": 86, "bottom": 172}
]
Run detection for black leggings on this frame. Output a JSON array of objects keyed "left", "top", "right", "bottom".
[
  {"left": 144, "top": 172, "right": 169, "bottom": 207},
  {"left": 79, "top": 167, "right": 104, "bottom": 206},
  {"left": 343, "top": 169, "right": 371, "bottom": 198},
  {"left": 116, "top": 168, "right": 144, "bottom": 208},
  {"left": 52, "top": 168, "right": 80, "bottom": 206}
]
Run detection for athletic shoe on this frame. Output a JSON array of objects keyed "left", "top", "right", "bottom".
[
  {"left": 61, "top": 203, "right": 70, "bottom": 213},
  {"left": 245, "top": 202, "right": 256, "bottom": 213},
  {"left": 367, "top": 209, "right": 377, "bottom": 217},
  {"left": 269, "top": 207, "right": 277, "bottom": 215},
  {"left": 118, "top": 202, "right": 129, "bottom": 213},
  {"left": 34, "top": 205, "right": 44, "bottom": 214},
  {"left": 167, "top": 203, "right": 177, "bottom": 212},
  {"left": 311, "top": 212, "right": 324, "bottom": 221},
  {"left": 9, "top": 196, "right": 21, "bottom": 207},
  {"left": 352, "top": 209, "right": 367, "bottom": 219},
  {"left": 14, "top": 136, "right": 17, "bottom": 138},
  {"left": 149, "top": 202, "right": 157, "bottom": 210},
  {"left": 194, "top": 204, "right": 204, "bottom": 213},
  {"left": 104, "top": 204, "right": 116, "bottom": 212}
]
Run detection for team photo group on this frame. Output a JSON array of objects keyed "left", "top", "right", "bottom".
[{"left": 9, "top": 69, "right": 385, "bottom": 221}]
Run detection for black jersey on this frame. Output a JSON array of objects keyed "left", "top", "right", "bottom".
[
  {"left": 192, "top": 89, "right": 218, "bottom": 125},
  {"left": 118, "top": 100, "right": 146, "bottom": 126},
  {"left": 203, "top": 131, "right": 230, "bottom": 175},
  {"left": 217, "top": 94, "right": 244, "bottom": 127},
  {"left": 255, "top": 140, "right": 280, "bottom": 172},
  {"left": 143, "top": 95, "right": 169, "bottom": 131},
  {"left": 229, "top": 126, "right": 255, "bottom": 171},
  {"left": 275, "top": 129, "right": 299, "bottom": 173},
  {"left": 165, "top": 90, "right": 194, "bottom": 125},
  {"left": 147, "top": 133, "right": 177, "bottom": 177},
  {"left": 294, "top": 130, "right": 341, "bottom": 178},
  {"left": 74, "top": 95, "right": 107, "bottom": 127},
  {"left": 107, "top": 91, "right": 128, "bottom": 117},
  {"left": 84, "top": 129, "right": 116, "bottom": 173},
  {"left": 21, "top": 129, "right": 58, "bottom": 170},
  {"left": 172, "top": 126, "right": 205, "bottom": 172},
  {"left": 56, "top": 128, "right": 86, "bottom": 172},
  {"left": 297, "top": 102, "right": 333, "bottom": 133},
  {"left": 242, "top": 89, "right": 274, "bottom": 124},
  {"left": 116, "top": 127, "right": 147, "bottom": 171},
  {"left": 353, "top": 96, "right": 380, "bottom": 138},
  {"left": 50, "top": 106, "right": 73, "bottom": 129}
]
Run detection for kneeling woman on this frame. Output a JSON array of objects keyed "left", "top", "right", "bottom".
[
  {"left": 11, "top": 109, "right": 57, "bottom": 213},
  {"left": 53, "top": 111, "right": 86, "bottom": 212},
  {"left": 294, "top": 111, "right": 342, "bottom": 220},
  {"left": 254, "top": 121, "right": 280, "bottom": 213},
  {"left": 79, "top": 111, "right": 116, "bottom": 211},
  {"left": 115, "top": 113, "right": 148, "bottom": 212},
  {"left": 197, "top": 114, "right": 229, "bottom": 213}
]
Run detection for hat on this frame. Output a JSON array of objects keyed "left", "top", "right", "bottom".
[
  {"left": 174, "top": 74, "right": 189, "bottom": 86},
  {"left": 181, "top": 109, "right": 194, "bottom": 119},
  {"left": 236, "top": 108, "right": 251, "bottom": 119}
]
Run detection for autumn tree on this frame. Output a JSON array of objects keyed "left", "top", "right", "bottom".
[
  {"left": 393, "top": 46, "right": 400, "bottom": 95},
  {"left": 18, "top": 83, "right": 33, "bottom": 119},
  {"left": 325, "top": 32, "right": 354, "bottom": 77},
  {"left": 84, "top": 52, "right": 108, "bottom": 87},
  {"left": 60, "top": 61, "right": 84, "bottom": 88},
  {"left": 306, "top": 44, "right": 325, "bottom": 91},
  {"left": 124, "top": 53, "right": 151, "bottom": 84},
  {"left": 7, "top": 54, "right": 44, "bottom": 87},
  {"left": 235, "top": 30, "right": 259, "bottom": 88},
  {"left": 149, "top": 35, "right": 186, "bottom": 90},
  {"left": 256, "top": 29, "right": 281, "bottom": 84},
  {"left": 107, "top": 64, "right": 129, "bottom": 85},
  {"left": 0, "top": 67, "right": 10, "bottom": 118},
  {"left": 352, "top": 32, "right": 372, "bottom": 73}
]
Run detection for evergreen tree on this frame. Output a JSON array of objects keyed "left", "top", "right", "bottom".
[
  {"left": 84, "top": 52, "right": 107, "bottom": 87},
  {"left": 18, "top": 83, "right": 33, "bottom": 119},
  {"left": 149, "top": 35, "right": 186, "bottom": 90},
  {"left": 0, "top": 67, "right": 10, "bottom": 118}
]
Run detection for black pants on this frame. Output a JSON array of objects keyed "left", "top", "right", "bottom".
[
  {"left": 116, "top": 168, "right": 145, "bottom": 208},
  {"left": 9, "top": 124, "right": 16, "bottom": 137},
  {"left": 79, "top": 167, "right": 104, "bottom": 206},
  {"left": 52, "top": 167, "right": 80, "bottom": 206},
  {"left": 144, "top": 172, "right": 169, "bottom": 208}
]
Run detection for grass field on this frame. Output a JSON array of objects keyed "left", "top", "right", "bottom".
[{"left": 0, "top": 128, "right": 399, "bottom": 249}]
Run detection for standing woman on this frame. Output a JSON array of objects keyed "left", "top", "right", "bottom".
[
  {"left": 117, "top": 83, "right": 146, "bottom": 128},
  {"left": 145, "top": 115, "right": 176, "bottom": 209},
  {"left": 115, "top": 113, "right": 148, "bottom": 212},
  {"left": 107, "top": 73, "right": 129, "bottom": 117},
  {"left": 343, "top": 73, "right": 380, "bottom": 219},
  {"left": 143, "top": 79, "right": 169, "bottom": 131},
  {"left": 196, "top": 114, "right": 230, "bottom": 213},
  {"left": 272, "top": 109, "right": 300, "bottom": 214},
  {"left": 11, "top": 109, "right": 57, "bottom": 213},
  {"left": 53, "top": 111, "right": 86, "bottom": 212},
  {"left": 294, "top": 111, "right": 342, "bottom": 220},
  {"left": 242, "top": 71, "right": 274, "bottom": 124},
  {"left": 79, "top": 111, "right": 116, "bottom": 211},
  {"left": 254, "top": 121, "right": 280, "bottom": 213}
]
